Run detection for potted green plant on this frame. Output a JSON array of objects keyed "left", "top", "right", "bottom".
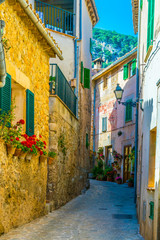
[
  {"left": 96, "top": 174, "right": 104, "bottom": 181},
  {"left": 48, "top": 151, "right": 56, "bottom": 164},
  {"left": 104, "top": 166, "right": 115, "bottom": 182},
  {"left": 115, "top": 176, "right": 122, "bottom": 184},
  {"left": 49, "top": 76, "right": 56, "bottom": 95},
  {"left": 128, "top": 178, "right": 134, "bottom": 187}
]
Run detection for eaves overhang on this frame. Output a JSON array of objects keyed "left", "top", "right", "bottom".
[
  {"left": 15, "top": 0, "right": 63, "bottom": 60},
  {"left": 92, "top": 48, "right": 137, "bottom": 81},
  {"left": 85, "top": 0, "right": 99, "bottom": 26},
  {"left": 132, "top": 0, "right": 139, "bottom": 34}
]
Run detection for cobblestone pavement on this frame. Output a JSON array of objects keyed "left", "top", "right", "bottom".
[{"left": 0, "top": 180, "right": 143, "bottom": 240}]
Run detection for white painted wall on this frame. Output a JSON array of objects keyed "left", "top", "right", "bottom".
[
  {"left": 49, "top": 32, "right": 75, "bottom": 81},
  {"left": 81, "top": 0, "right": 92, "bottom": 70},
  {"left": 138, "top": 0, "right": 160, "bottom": 238}
]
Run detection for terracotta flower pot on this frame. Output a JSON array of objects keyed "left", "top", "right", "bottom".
[
  {"left": 116, "top": 179, "right": 122, "bottom": 184},
  {"left": 107, "top": 176, "right": 113, "bottom": 182},
  {"left": 19, "top": 151, "right": 28, "bottom": 160},
  {"left": 14, "top": 148, "right": 22, "bottom": 157},
  {"left": 48, "top": 157, "right": 54, "bottom": 165},
  {"left": 6, "top": 144, "right": 16, "bottom": 156},
  {"left": 128, "top": 182, "right": 134, "bottom": 187},
  {"left": 26, "top": 152, "right": 33, "bottom": 161},
  {"left": 39, "top": 155, "right": 47, "bottom": 163}
]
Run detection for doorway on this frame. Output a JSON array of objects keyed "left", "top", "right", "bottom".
[
  {"left": 105, "top": 146, "right": 113, "bottom": 166},
  {"left": 123, "top": 145, "right": 132, "bottom": 182}
]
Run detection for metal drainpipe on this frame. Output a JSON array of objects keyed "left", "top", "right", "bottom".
[
  {"left": 134, "top": 0, "right": 141, "bottom": 204},
  {"left": 0, "top": 0, "right": 6, "bottom": 88},
  {"left": 74, "top": 0, "right": 82, "bottom": 118}
]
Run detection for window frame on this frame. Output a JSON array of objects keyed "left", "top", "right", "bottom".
[
  {"left": 102, "top": 117, "right": 107, "bottom": 132},
  {"left": 125, "top": 100, "right": 133, "bottom": 123},
  {"left": 147, "top": 0, "right": 155, "bottom": 51}
]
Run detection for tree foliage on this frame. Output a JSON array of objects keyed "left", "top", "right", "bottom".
[{"left": 92, "top": 28, "right": 137, "bottom": 68}]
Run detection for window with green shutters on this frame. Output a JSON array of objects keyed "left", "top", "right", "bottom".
[
  {"left": 125, "top": 100, "right": 132, "bottom": 122},
  {"left": 147, "top": 0, "right": 155, "bottom": 50},
  {"left": 84, "top": 68, "right": 90, "bottom": 89},
  {"left": 149, "top": 201, "right": 154, "bottom": 220},
  {"left": 26, "top": 89, "right": 34, "bottom": 136},
  {"left": 0, "top": 73, "right": 11, "bottom": 115},
  {"left": 123, "top": 64, "right": 128, "bottom": 80},
  {"left": 102, "top": 117, "right": 107, "bottom": 132},
  {"left": 132, "top": 59, "right": 136, "bottom": 76},
  {"left": 81, "top": 61, "right": 83, "bottom": 84}
]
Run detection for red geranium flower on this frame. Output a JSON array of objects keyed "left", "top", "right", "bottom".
[
  {"left": 40, "top": 151, "right": 43, "bottom": 155},
  {"left": 10, "top": 139, "right": 13, "bottom": 142},
  {"left": 39, "top": 135, "right": 42, "bottom": 138},
  {"left": 16, "top": 137, "right": 19, "bottom": 141},
  {"left": 20, "top": 119, "right": 25, "bottom": 124}
]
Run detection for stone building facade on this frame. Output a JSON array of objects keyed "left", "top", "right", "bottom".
[
  {"left": 0, "top": 0, "right": 62, "bottom": 235},
  {"left": 91, "top": 48, "right": 137, "bottom": 182},
  {"left": 132, "top": 0, "right": 160, "bottom": 239},
  {"left": 44, "top": 0, "right": 99, "bottom": 209}
]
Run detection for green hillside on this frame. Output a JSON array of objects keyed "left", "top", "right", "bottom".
[{"left": 92, "top": 28, "right": 137, "bottom": 68}]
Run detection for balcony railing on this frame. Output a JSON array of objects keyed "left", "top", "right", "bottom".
[
  {"left": 35, "top": 0, "right": 75, "bottom": 36},
  {"left": 49, "top": 64, "right": 77, "bottom": 116}
]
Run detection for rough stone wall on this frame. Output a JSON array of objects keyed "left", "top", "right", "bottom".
[
  {"left": 48, "top": 96, "right": 88, "bottom": 209},
  {"left": 0, "top": 1, "right": 50, "bottom": 235},
  {"left": 0, "top": 1, "right": 50, "bottom": 141},
  {"left": 0, "top": 141, "right": 48, "bottom": 235}
]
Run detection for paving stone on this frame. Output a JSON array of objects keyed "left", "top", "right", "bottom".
[{"left": 0, "top": 180, "right": 143, "bottom": 240}]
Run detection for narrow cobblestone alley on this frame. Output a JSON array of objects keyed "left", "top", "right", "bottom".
[{"left": 0, "top": 180, "right": 143, "bottom": 240}]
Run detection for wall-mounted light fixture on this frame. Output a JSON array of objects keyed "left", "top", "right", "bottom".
[{"left": 114, "top": 84, "right": 144, "bottom": 111}]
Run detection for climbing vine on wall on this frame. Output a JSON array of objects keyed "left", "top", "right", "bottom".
[{"left": 58, "top": 133, "right": 67, "bottom": 157}]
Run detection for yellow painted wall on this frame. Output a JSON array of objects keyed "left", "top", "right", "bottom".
[{"left": 0, "top": 0, "right": 50, "bottom": 234}]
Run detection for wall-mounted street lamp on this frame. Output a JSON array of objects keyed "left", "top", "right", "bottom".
[{"left": 114, "top": 84, "right": 144, "bottom": 110}]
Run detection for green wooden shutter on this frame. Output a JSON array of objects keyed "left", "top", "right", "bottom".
[
  {"left": 125, "top": 100, "right": 132, "bottom": 122},
  {"left": 147, "top": 0, "right": 155, "bottom": 50},
  {"left": 102, "top": 117, "right": 107, "bottom": 132},
  {"left": 26, "top": 89, "right": 34, "bottom": 136},
  {"left": 81, "top": 61, "right": 83, "bottom": 84},
  {"left": 132, "top": 59, "right": 136, "bottom": 76},
  {"left": 84, "top": 68, "right": 90, "bottom": 89},
  {"left": 149, "top": 201, "right": 154, "bottom": 220},
  {"left": 123, "top": 64, "right": 128, "bottom": 80},
  {"left": 140, "top": 0, "right": 143, "bottom": 10},
  {"left": 0, "top": 73, "right": 11, "bottom": 114},
  {"left": 90, "top": 38, "right": 92, "bottom": 54}
]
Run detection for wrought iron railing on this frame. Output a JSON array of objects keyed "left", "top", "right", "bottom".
[
  {"left": 35, "top": 0, "right": 75, "bottom": 36},
  {"left": 49, "top": 64, "right": 77, "bottom": 116}
]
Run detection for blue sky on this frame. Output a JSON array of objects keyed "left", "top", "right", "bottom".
[{"left": 94, "top": 0, "right": 136, "bottom": 36}]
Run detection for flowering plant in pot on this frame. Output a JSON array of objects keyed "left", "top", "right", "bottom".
[
  {"left": 104, "top": 166, "right": 115, "bottom": 182},
  {"left": 2, "top": 119, "right": 25, "bottom": 156},
  {"left": 48, "top": 151, "right": 56, "bottom": 164},
  {"left": 20, "top": 134, "right": 47, "bottom": 161},
  {"left": 112, "top": 150, "right": 123, "bottom": 161},
  {"left": 128, "top": 178, "right": 134, "bottom": 187},
  {"left": 115, "top": 176, "right": 122, "bottom": 184}
]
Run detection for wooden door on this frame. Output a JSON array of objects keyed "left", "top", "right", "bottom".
[{"left": 123, "top": 145, "right": 132, "bottom": 182}]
